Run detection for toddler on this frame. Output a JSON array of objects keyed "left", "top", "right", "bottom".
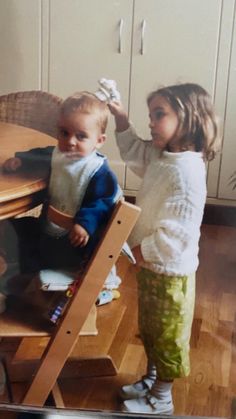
[
  {"left": 109, "top": 83, "right": 220, "bottom": 414},
  {"left": 0, "top": 91, "right": 121, "bottom": 312}
]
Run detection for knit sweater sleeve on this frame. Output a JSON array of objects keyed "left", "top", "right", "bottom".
[
  {"left": 74, "top": 161, "right": 120, "bottom": 236},
  {"left": 115, "top": 125, "right": 155, "bottom": 178}
]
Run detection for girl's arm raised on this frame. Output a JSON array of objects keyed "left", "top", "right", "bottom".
[
  {"left": 109, "top": 101, "right": 154, "bottom": 178},
  {"left": 115, "top": 124, "right": 154, "bottom": 178},
  {"left": 108, "top": 101, "right": 129, "bottom": 132}
]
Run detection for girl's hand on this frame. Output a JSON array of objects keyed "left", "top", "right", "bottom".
[
  {"left": 3, "top": 157, "right": 22, "bottom": 172},
  {"left": 108, "top": 100, "right": 124, "bottom": 116},
  {"left": 108, "top": 101, "right": 130, "bottom": 132},
  {"left": 132, "top": 245, "right": 144, "bottom": 266},
  {"left": 69, "top": 224, "right": 89, "bottom": 247}
]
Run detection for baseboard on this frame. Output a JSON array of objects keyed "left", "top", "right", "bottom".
[{"left": 203, "top": 204, "right": 236, "bottom": 227}]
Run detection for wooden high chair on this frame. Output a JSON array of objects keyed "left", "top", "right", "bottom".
[{"left": 0, "top": 200, "right": 140, "bottom": 407}]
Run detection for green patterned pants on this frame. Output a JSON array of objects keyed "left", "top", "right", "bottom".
[{"left": 137, "top": 268, "right": 195, "bottom": 381}]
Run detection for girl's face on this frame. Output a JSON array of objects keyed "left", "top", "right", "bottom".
[
  {"left": 57, "top": 110, "right": 105, "bottom": 157},
  {"left": 148, "top": 94, "right": 180, "bottom": 151}
]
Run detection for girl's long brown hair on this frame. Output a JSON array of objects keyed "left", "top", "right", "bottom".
[{"left": 147, "top": 83, "right": 221, "bottom": 161}]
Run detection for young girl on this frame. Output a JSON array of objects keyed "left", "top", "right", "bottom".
[{"left": 109, "top": 83, "right": 220, "bottom": 414}]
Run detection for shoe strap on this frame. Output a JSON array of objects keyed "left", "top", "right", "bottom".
[
  {"left": 141, "top": 376, "right": 154, "bottom": 390},
  {"left": 146, "top": 393, "right": 159, "bottom": 409},
  {"left": 146, "top": 393, "right": 172, "bottom": 409}
]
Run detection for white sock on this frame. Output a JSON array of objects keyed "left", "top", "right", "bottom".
[
  {"left": 147, "top": 361, "right": 157, "bottom": 381},
  {"left": 151, "top": 379, "right": 173, "bottom": 402}
]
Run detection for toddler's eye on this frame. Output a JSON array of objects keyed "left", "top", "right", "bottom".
[
  {"left": 59, "top": 128, "right": 69, "bottom": 138},
  {"left": 76, "top": 133, "right": 86, "bottom": 141}
]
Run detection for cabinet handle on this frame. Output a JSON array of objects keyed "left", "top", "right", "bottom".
[
  {"left": 140, "top": 19, "right": 146, "bottom": 55},
  {"left": 118, "top": 18, "right": 124, "bottom": 53}
]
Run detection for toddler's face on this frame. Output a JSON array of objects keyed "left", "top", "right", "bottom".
[
  {"left": 148, "top": 95, "right": 180, "bottom": 152},
  {"left": 57, "top": 110, "right": 105, "bottom": 158}
]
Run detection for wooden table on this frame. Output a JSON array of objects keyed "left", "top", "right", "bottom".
[{"left": 0, "top": 122, "right": 56, "bottom": 220}]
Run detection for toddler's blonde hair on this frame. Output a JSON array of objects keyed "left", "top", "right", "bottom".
[
  {"left": 60, "top": 91, "right": 109, "bottom": 134},
  {"left": 147, "top": 83, "right": 221, "bottom": 161}
]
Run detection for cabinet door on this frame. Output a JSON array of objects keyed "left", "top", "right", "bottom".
[
  {"left": 47, "top": 0, "right": 133, "bottom": 187},
  {"left": 206, "top": 0, "right": 235, "bottom": 199},
  {"left": 0, "top": 0, "right": 42, "bottom": 94},
  {"left": 125, "top": 0, "right": 223, "bottom": 192},
  {"left": 217, "top": 18, "right": 236, "bottom": 201}
]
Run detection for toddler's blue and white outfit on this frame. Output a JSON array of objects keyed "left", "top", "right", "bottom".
[{"left": 0, "top": 145, "right": 120, "bottom": 296}]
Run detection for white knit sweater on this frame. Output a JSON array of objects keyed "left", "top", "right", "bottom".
[{"left": 116, "top": 125, "right": 207, "bottom": 276}]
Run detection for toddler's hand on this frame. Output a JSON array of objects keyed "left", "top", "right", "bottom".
[
  {"left": 3, "top": 157, "right": 22, "bottom": 172},
  {"left": 69, "top": 224, "right": 89, "bottom": 248},
  {"left": 131, "top": 245, "right": 144, "bottom": 266}
]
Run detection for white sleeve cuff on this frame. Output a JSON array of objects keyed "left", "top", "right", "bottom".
[{"left": 141, "top": 235, "right": 162, "bottom": 264}]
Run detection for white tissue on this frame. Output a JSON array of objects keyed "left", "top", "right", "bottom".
[{"left": 95, "top": 78, "right": 121, "bottom": 102}]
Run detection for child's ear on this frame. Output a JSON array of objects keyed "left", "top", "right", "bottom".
[{"left": 96, "top": 134, "right": 106, "bottom": 149}]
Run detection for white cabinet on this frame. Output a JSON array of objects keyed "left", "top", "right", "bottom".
[
  {"left": 205, "top": 0, "right": 235, "bottom": 201},
  {"left": 126, "top": 0, "right": 234, "bottom": 194},
  {"left": 0, "top": 0, "right": 42, "bottom": 93},
  {"left": 0, "top": 0, "right": 235, "bottom": 204},
  {"left": 46, "top": 0, "right": 235, "bottom": 201},
  {"left": 46, "top": 0, "right": 133, "bottom": 187},
  {"left": 216, "top": 12, "right": 236, "bottom": 202}
]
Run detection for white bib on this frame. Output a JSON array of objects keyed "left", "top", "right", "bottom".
[{"left": 45, "top": 146, "right": 105, "bottom": 236}]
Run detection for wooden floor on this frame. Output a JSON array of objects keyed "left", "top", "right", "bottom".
[{"left": 0, "top": 223, "right": 236, "bottom": 418}]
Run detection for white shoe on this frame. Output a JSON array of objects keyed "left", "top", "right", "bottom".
[
  {"left": 122, "top": 393, "right": 174, "bottom": 415},
  {"left": 0, "top": 293, "right": 6, "bottom": 314},
  {"left": 119, "top": 376, "right": 155, "bottom": 400}
]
